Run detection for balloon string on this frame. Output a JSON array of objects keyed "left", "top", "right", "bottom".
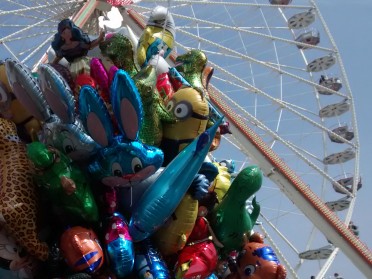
[
  {"left": 130, "top": 185, "right": 133, "bottom": 207},
  {"left": 154, "top": 0, "right": 172, "bottom": 73},
  {"left": 187, "top": 236, "right": 213, "bottom": 246},
  {"left": 205, "top": 217, "right": 224, "bottom": 248}
]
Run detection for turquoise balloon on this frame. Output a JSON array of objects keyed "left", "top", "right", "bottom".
[
  {"left": 129, "top": 117, "right": 223, "bottom": 242},
  {"left": 209, "top": 165, "right": 262, "bottom": 255}
]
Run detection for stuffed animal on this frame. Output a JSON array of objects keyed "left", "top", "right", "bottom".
[{"left": 0, "top": 118, "right": 49, "bottom": 261}]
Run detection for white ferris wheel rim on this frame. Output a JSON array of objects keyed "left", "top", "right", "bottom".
[{"left": 0, "top": 0, "right": 370, "bottom": 278}]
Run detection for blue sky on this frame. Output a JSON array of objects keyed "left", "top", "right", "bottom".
[
  {"left": 317, "top": 0, "right": 372, "bottom": 246},
  {"left": 316, "top": 1, "right": 372, "bottom": 277}
]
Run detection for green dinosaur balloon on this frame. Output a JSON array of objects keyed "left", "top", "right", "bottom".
[
  {"left": 27, "top": 142, "right": 99, "bottom": 223},
  {"left": 134, "top": 65, "right": 177, "bottom": 146},
  {"left": 99, "top": 33, "right": 139, "bottom": 77},
  {"left": 209, "top": 165, "right": 262, "bottom": 255},
  {"left": 175, "top": 49, "right": 213, "bottom": 94}
]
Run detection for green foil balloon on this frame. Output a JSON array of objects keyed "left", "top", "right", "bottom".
[
  {"left": 175, "top": 49, "right": 211, "bottom": 94},
  {"left": 99, "top": 33, "right": 139, "bottom": 77},
  {"left": 209, "top": 165, "right": 262, "bottom": 256},
  {"left": 133, "top": 65, "right": 176, "bottom": 146},
  {"left": 27, "top": 142, "right": 99, "bottom": 223}
]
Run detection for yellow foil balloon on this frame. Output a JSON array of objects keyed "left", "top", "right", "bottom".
[
  {"left": 209, "top": 162, "right": 232, "bottom": 203},
  {"left": 153, "top": 193, "right": 198, "bottom": 256},
  {"left": 137, "top": 6, "right": 175, "bottom": 68},
  {"left": 161, "top": 87, "right": 209, "bottom": 165},
  {"left": 0, "top": 62, "right": 42, "bottom": 142}
]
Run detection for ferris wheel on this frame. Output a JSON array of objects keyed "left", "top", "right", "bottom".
[{"left": 0, "top": 0, "right": 371, "bottom": 278}]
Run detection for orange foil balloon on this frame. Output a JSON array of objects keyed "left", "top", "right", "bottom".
[
  {"left": 231, "top": 233, "right": 287, "bottom": 279},
  {"left": 60, "top": 226, "right": 104, "bottom": 274}
]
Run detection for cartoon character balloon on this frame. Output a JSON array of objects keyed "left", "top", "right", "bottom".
[
  {"left": 104, "top": 212, "right": 134, "bottom": 278},
  {"left": 99, "top": 32, "right": 139, "bottom": 77},
  {"left": 79, "top": 69, "right": 164, "bottom": 187},
  {"left": 134, "top": 240, "right": 170, "bottom": 279},
  {"left": 137, "top": 6, "right": 175, "bottom": 68},
  {"left": 209, "top": 162, "right": 232, "bottom": 203},
  {"left": 175, "top": 240, "right": 218, "bottom": 279},
  {"left": 226, "top": 233, "right": 287, "bottom": 279},
  {"left": 60, "top": 226, "right": 104, "bottom": 274},
  {"left": 133, "top": 65, "right": 176, "bottom": 146},
  {"left": 90, "top": 57, "right": 110, "bottom": 103},
  {"left": 174, "top": 49, "right": 229, "bottom": 152},
  {"left": 5, "top": 59, "right": 99, "bottom": 162},
  {"left": 26, "top": 141, "right": 99, "bottom": 224},
  {"left": 209, "top": 166, "right": 262, "bottom": 256},
  {"left": 153, "top": 193, "right": 198, "bottom": 256},
  {"left": 37, "top": 63, "right": 100, "bottom": 161},
  {"left": 51, "top": 19, "right": 105, "bottom": 78},
  {"left": 129, "top": 117, "right": 222, "bottom": 242},
  {"left": 174, "top": 49, "right": 213, "bottom": 95},
  {"left": 161, "top": 86, "right": 210, "bottom": 166}
]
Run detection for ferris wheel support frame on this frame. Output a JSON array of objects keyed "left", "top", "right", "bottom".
[
  {"left": 67, "top": 0, "right": 371, "bottom": 277},
  {"left": 207, "top": 86, "right": 372, "bottom": 278}
]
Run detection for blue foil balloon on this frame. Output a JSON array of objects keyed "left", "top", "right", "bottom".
[
  {"left": 129, "top": 117, "right": 223, "bottom": 242},
  {"left": 134, "top": 239, "right": 170, "bottom": 279},
  {"left": 104, "top": 212, "right": 134, "bottom": 278},
  {"left": 79, "top": 78, "right": 164, "bottom": 187},
  {"left": 206, "top": 273, "right": 219, "bottom": 279}
]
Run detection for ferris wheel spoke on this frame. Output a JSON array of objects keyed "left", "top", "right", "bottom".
[
  {"left": 0, "top": 1, "right": 78, "bottom": 16},
  {"left": 141, "top": 0, "right": 313, "bottom": 9},
  {"left": 259, "top": 212, "right": 301, "bottom": 254},
  {"left": 3, "top": 0, "right": 60, "bottom": 18},
  {"left": 21, "top": 33, "right": 55, "bottom": 64},
  {"left": 175, "top": 27, "right": 347, "bottom": 100},
  {"left": 206, "top": 70, "right": 355, "bottom": 153}
]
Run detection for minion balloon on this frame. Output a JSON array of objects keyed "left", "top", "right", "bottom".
[
  {"left": 160, "top": 86, "right": 209, "bottom": 166},
  {"left": 137, "top": 6, "right": 175, "bottom": 68}
]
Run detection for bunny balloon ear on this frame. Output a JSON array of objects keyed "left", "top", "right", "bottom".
[
  {"left": 38, "top": 64, "right": 75, "bottom": 124},
  {"left": 79, "top": 85, "right": 114, "bottom": 147},
  {"left": 5, "top": 58, "right": 51, "bottom": 122},
  {"left": 90, "top": 58, "right": 110, "bottom": 103},
  {"left": 110, "top": 69, "right": 143, "bottom": 141}
]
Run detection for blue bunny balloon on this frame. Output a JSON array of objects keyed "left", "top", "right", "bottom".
[
  {"left": 129, "top": 116, "right": 223, "bottom": 242},
  {"left": 79, "top": 69, "right": 164, "bottom": 187}
]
